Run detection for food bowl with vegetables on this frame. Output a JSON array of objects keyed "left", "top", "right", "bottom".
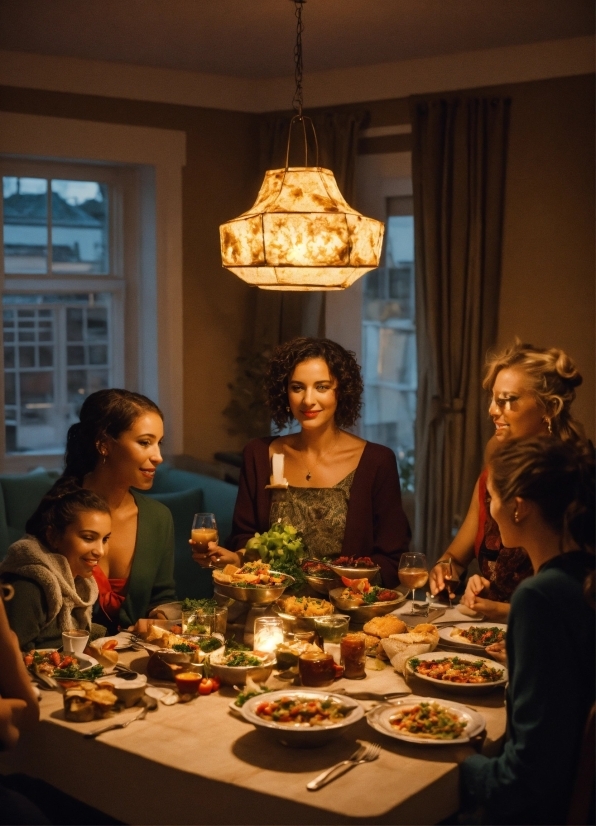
[
  {"left": 208, "top": 647, "right": 276, "bottom": 686},
  {"left": 241, "top": 689, "right": 364, "bottom": 747},
  {"left": 273, "top": 594, "right": 335, "bottom": 631},
  {"left": 329, "top": 580, "right": 406, "bottom": 624},
  {"left": 213, "top": 561, "right": 294, "bottom": 604},
  {"left": 301, "top": 560, "right": 341, "bottom": 595}
]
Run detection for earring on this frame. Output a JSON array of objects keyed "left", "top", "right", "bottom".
[
  {"left": 286, "top": 406, "right": 291, "bottom": 413},
  {"left": 513, "top": 509, "right": 519, "bottom": 523},
  {"left": 547, "top": 419, "right": 552, "bottom": 435},
  {"left": 102, "top": 455, "right": 107, "bottom": 465}
]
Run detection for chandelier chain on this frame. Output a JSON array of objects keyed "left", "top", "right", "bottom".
[{"left": 292, "top": 0, "right": 305, "bottom": 116}]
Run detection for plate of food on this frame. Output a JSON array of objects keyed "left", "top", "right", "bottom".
[
  {"left": 405, "top": 652, "right": 507, "bottom": 693},
  {"left": 213, "top": 562, "right": 294, "bottom": 604},
  {"left": 241, "top": 689, "right": 364, "bottom": 747},
  {"left": 329, "top": 581, "right": 406, "bottom": 624},
  {"left": 438, "top": 623, "right": 507, "bottom": 651},
  {"left": 367, "top": 696, "right": 485, "bottom": 745},
  {"left": 327, "top": 556, "right": 381, "bottom": 580},
  {"left": 23, "top": 649, "right": 103, "bottom": 685},
  {"left": 92, "top": 632, "right": 134, "bottom": 651}
]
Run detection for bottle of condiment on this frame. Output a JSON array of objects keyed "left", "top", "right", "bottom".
[{"left": 298, "top": 651, "right": 335, "bottom": 687}]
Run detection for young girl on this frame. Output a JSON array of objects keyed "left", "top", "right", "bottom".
[
  {"left": 0, "top": 482, "right": 111, "bottom": 651},
  {"left": 460, "top": 437, "right": 595, "bottom": 825}
]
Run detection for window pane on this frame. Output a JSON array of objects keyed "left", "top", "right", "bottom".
[
  {"left": 3, "top": 177, "right": 48, "bottom": 274},
  {"left": 3, "top": 293, "right": 112, "bottom": 454},
  {"left": 51, "top": 181, "right": 109, "bottom": 274}
]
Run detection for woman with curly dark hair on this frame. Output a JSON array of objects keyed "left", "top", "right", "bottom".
[{"left": 193, "top": 337, "right": 411, "bottom": 587}]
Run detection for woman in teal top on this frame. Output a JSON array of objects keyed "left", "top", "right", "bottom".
[
  {"left": 61, "top": 389, "right": 176, "bottom": 633},
  {"left": 460, "top": 438, "right": 594, "bottom": 825}
]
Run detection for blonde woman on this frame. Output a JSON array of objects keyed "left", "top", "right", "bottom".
[{"left": 429, "top": 340, "right": 587, "bottom": 620}]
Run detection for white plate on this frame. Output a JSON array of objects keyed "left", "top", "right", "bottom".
[
  {"left": 405, "top": 651, "right": 507, "bottom": 693},
  {"left": 241, "top": 689, "right": 364, "bottom": 747},
  {"left": 367, "top": 695, "right": 485, "bottom": 745},
  {"left": 32, "top": 649, "right": 98, "bottom": 670},
  {"left": 92, "top": 633, "right": 134, "bottom": 651},
  {"left": 438, "top": 623, "right": 507, "bottom": 651}
]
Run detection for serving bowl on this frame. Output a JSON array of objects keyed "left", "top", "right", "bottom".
[
  {"left": 304, "top": 573, "right": 341, "bottom": 595},
  {"left": 328, "top": 588, "right": 406, "bottom": 624},
  {"left": 208, "top": 649, "right": 276, "bottom": 686},
  {"left": 272, "top": 596, "right": 335, "bottom": 632},
  {"left": 98, "top": 674, "right": 147, "bottom": 707},
  {"left": 328, "top": 562, "right": 381, "bottom": 581},
  {"left": 241, "top": 689, "right": 364, "bottom": 748},
  {"left": 213, "top": 576, "right": 294, "bottom": 605}
]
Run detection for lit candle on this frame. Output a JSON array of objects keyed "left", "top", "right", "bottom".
[{"left": 253, "top": 617, "right": 284, "bottom": 653}]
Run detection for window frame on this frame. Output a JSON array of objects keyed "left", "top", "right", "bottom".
[{"left": 0, "top": 111, "right": 186, "bottom": 473}]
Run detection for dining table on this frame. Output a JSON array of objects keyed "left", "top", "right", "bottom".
[{"left": 0, "top": 603, "right": 508, "bottom": 825}]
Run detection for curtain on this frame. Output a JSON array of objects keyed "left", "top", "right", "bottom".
[
  {"left": 251, "top": 110, "right": 366, "bottom": 348},
  {"left": 410, "top": 96, "right": 511, "bottom": 561}
]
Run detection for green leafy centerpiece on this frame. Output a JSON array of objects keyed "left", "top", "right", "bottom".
[{"left": 245, "top": 521, "right": 307, "bottom": 592}]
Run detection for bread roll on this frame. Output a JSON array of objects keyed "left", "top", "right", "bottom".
[{"left": 362, "top": 616, "right": 408, "bottom": 638}]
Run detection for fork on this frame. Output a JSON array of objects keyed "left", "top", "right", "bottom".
[
  {"left": 84, "top": 705, "right": 149, "bottom": 738},
  {"left": 306, "top": 741, "right": 381, "bottom": 791}
]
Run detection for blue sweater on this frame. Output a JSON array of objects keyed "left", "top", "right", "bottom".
[{"left": 460, "top": 551, "right": 595, "bottom": 825}]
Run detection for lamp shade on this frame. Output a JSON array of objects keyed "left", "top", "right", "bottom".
[{"left": 220, "top": 167, "right": 384, "bottom": 291}]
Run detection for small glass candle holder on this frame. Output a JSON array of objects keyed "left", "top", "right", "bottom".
[{"left": 253, "top": 616, "right": 284, "bottom": 653}]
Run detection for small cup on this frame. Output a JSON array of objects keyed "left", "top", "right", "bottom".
[
  {"left": 174, "top": 671, "right": 202, "bottom": 695},
  {"left": 313, "top": 614, "right": 350, "bottom": 645},
  {"left": 298, "top": 651, "right": 335, "bottom": 687},
  {"left": 62, "top": 630, "right": 89, "bottom": 654}
]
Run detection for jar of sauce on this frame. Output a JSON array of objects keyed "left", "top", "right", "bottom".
[
  {"left": 298, "top": 651, "right": 335, "bottom": 687},
  {"left": 340, "top": 632, "right": 367, "bottom": 679}
]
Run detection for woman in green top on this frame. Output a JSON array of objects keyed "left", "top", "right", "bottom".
[{"left": 62, "top": 389, "right": 176, "bottom": 633}]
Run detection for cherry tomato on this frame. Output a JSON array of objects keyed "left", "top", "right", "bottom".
[
  {"left": 50, "top": 651, "right": 61, "bottom": 666},
  {"left": 210, "top": 676, "right": 221, "bottom": 691},
  {"left": 58, "top": 656, "right": 74, "bottom": 668},
  {"left": 377, "top": 589, "right": 396, "bottom": 602},
  {"left": 23, "top": 653, "right": 34, "bottom": 667},
  {"left": 198, "top": 677, "right": 217, "bottom": 695}
]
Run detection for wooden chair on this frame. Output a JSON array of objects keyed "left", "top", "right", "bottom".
[{"left": 566, "top": 702, "right": 595, "bottom": 825}]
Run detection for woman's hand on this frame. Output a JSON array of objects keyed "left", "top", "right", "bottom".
[
  {"left": 429, "top": 562, "right": 447, "bottom": 596},
  {"left": 462, "top": 575, "right": 491, "bottom": 607},
  {"left": 190, "top": 541, "right": 241, "bottom": 569},
  {"left": 485, "top": 641, "right": 507, "bottom": 665}
]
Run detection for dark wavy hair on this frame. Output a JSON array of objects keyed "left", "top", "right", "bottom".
[
  {"left": 26, "top": 478, "right": 110, "bottom": 549},
  {"left": 64, "top": 388, "right": 163, "bottom": 481},
  {"left": 488, "top": 437, "right": 595, "bottom": 551},
  {"left": 266, "top": 337, "right": 364, "bottom": 430}
]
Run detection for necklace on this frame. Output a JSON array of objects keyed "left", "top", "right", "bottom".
[{"left": 295, "top": 435, "right": 340, "bottom": 482}]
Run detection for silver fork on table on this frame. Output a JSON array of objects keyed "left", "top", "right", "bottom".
[
  {"left": 85, "top": 704, "right": 151, "bottom": 739},
  {"left": 306, "top": 741, "right": 381, "bottom": 791}
]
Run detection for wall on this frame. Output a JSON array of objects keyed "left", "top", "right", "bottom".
[{"left": 0, "top": 86, "right": 261, "bottom": 462}]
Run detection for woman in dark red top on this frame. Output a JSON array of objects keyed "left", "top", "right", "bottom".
[
  {"left": 193, "top": 338, "right": 410, "bottom": 588},
  {"left": 429, "top": 339, "right": 587, "bottom": 621}
]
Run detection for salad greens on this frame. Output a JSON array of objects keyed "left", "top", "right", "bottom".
[
  {"left": 54, "top": 664, "right": 104, "bottom": 680},
  {"left": 245, "top": 521, "right": 307, "bottom": 592},
  {"left": 180, "top": 597, "right": 218, "bottom": 612}
]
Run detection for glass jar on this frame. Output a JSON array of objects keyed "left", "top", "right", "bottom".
[
  {"left": 298, "top": 651, "right": 335, "bottom": 687},
  {"left": 340, "top": 632, "right": 367, "bottom": 679}
]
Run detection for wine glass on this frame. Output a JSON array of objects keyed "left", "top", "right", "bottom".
[
  {"left": 191, "top": 513, "right": 219, "bottom": 568},
  {"left": 398, "top": 552, "right": 429, "bottom": 613},
  {"left": 437, "top": 557, "right": 459, "bottom": 609}
]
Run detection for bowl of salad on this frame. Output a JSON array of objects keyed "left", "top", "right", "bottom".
[
  {"left": 329, "top": 580, "right": 406, "bottom": 624},
  {"left": 212, "top": 562, "right": 294, "bottom": 605},
  {"left": 241, "top": 689, "right": 364, "bottom": 747},
  {"left": 208, "top": 645, "right": 276, "bottom": 686}
]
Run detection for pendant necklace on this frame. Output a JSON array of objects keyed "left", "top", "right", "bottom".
[{"left": 297, "top": 435, "right": 339, "bottom": 482}]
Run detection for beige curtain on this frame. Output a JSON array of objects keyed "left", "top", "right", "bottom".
[
  {"left": 410, "top": 96, "right": 511, "bottom": 561},
  {"left": 251, "top": 110, "right": 366, "bottom": 348}
]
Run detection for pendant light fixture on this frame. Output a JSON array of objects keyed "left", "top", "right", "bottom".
[{"left": 219, "top": 0, "right": 384, "bottom": 291}]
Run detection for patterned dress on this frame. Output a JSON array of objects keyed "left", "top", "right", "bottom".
[
  {"left": 474, "top": 468, "right": 533, "bottom": 602},
  {"left": 269, "top": 470, "right": 355, "bottom": 559}
]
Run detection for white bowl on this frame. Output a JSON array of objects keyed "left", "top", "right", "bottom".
[
  {"left": 98, "top": 674, "right": 147, "bottom": 707},
  {"left": 208, "top": 650, "right": 276, "bottom": 686},
  {"left": 367, "top": 695, "right": 485, "bottom": 745},
  {"left": 405, "top": 652, "right": 508, "bottom": 693},
  {"left": 241, "top": 689, "right": 364, "bottom": 748}
]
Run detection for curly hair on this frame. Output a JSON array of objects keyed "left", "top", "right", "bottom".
[
  {"left": 64, "top": 388, "right": 163, "bottom": 481},
  {"left": 483, "top": 339, "right": 585, "bottom": 444},
  {"left": 488, "top": 437, "right": 595, "bottom": 551},
  {"left": 266, "top": 337, "right": 364, "bottom": 430},
  {"left": 26, "top": 477, "right": 111, "bottom": 549}
]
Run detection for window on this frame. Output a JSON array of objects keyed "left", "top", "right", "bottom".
[
  {"left": 362, "top": 196, "right": 416, "bottom": 489},
  {"left": 1, "top": 163, "right": 125, "bottom": 462}
]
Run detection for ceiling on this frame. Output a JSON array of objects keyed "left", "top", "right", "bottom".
[{"left": 0, "top": 0, "right": 593, "bottom": 79}]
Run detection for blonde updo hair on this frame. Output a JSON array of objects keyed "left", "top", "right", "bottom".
[{"left": 483, "top": 339, "right": 585, "bottom": 444}]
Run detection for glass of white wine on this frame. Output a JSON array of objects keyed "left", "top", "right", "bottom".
[
  {"left": 191, "top": 512, "right": 218, "bottom": 568},
  {"left": 398, "top": 552, "right": 429, "bottom": 612}
]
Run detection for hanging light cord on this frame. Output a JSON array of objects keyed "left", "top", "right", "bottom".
[{"left": 292, "top": 0, "right": 305, "bottom": 117}]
